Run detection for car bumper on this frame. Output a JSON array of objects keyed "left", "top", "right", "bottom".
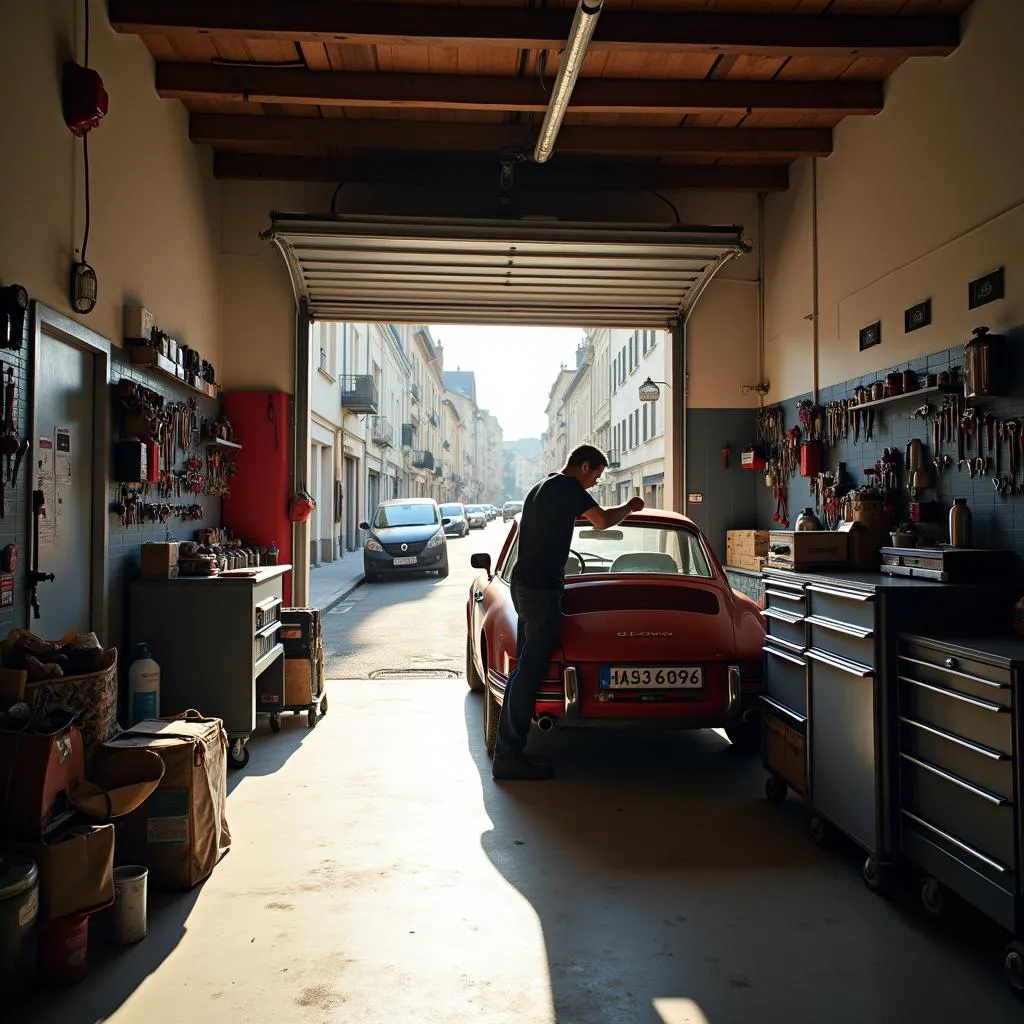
[
  {"left": 364, "top": 546, "right": 447, "bottom": 573},
  {"left": 467, "top": 517, "right": 486, "bottom": 528}
]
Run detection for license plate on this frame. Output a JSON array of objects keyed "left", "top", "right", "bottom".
[
  {"left": 600, "top": 666, "right": 703, "bottom": 689},
  {"left": 392, "top": 556, "right": 417, "bottom": 566}
]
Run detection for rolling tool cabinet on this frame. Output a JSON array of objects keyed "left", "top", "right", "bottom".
[
  {"left": 896, "top": 634, "right": 1024, "bottom": 993},
  {"left": 129, "top": 564, "right": 291, "bottom": 769},
  {"left": 761, "top": 568, "right": 1016, "bottom": 893}
]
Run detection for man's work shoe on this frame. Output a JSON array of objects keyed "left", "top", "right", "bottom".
[{"left": 492, "top": 755, "right": 554, "bottom": 781}]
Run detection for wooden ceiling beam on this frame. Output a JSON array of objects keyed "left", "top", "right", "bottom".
[
  {"left": 110, "top": 1, "right": 960, "bottom": 57},
  {"left": 158, "top": 63, "right": 883, "bottom": 116},
  {"left": 213, "top": 152, "right": 790, "bottom": 192},
  {"left": 192, "top": 114, "right": 832, "bottom": 159}
]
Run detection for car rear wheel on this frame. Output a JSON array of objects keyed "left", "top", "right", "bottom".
[
  {"left": 466, "top": 634, "right": 484, "bottom": 692},
  {"left": 484, "top": 677, "right": 499, "bottom": 756}
]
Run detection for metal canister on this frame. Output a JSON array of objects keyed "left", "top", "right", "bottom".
[
  {"left": 949, "top": 498, "right": 972, "bottom": 549},
  {"left": 0, "top": 855, "right": 38, "bottom": 975},
  {"left": 963, "top": 326, "right": 1008, "bottom": 399}
]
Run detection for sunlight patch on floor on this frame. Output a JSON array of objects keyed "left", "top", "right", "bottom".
[{"left": 653, "top": 997, "right": 712, "bottom": 1024}]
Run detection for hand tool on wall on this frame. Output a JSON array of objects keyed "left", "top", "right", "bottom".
[
  {"left": 28, "top": 489, "right": 55, "bottom": 619},
  {"left": 11, "top": 438, "right": 29, "bottom": 486},
  {"left": 721, "top": 445, "right": 731, "bottom": 470},
  {"left": 0, "top": 366, "right": 18, "bottom": 481},
  {"left": 1007, "top": 420, "right": 1018, "bottom": 489}
]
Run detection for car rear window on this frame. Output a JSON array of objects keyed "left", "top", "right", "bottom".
[
  {"left": 439, "top": 504, "right": 462, "bottom": 516},
  {"left": 566, "top": 522, "right": 713, "bottom": 578}
]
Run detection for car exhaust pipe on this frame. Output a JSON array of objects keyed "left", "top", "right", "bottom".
[
  {"left": 537, "top": 714, "right": 555, "bottom": 732},
  {"left": 742, "top": 708, "right": 757, "bottom": 725}
]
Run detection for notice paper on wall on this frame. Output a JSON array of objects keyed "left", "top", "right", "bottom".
[
  {"left": 54, "top": 426, "right": 72, "bottom": 527},
  {"left": 37, "top": 436, "right": 55, "bottom": 548}
]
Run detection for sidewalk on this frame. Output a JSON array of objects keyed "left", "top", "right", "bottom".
[{"left": 308, "top": 552, "right": 365, "bottom": 612}]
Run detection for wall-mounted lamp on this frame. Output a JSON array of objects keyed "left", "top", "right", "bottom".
[{"left": 639, "top": 377, "right": 671, "bottom": 403}]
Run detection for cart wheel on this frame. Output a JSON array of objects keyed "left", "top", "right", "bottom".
[
  {"left": 765, "top": 775, "right": 788, "bottom": 804},
  {"left": 228, "top": 739, "right": 250, "bottom": 769},
  {"left": 862, "top": 856, "right": 892, "bottom": 896},
  {"left": 320, "top": 694, "right": 328, "bottom": 715},
  {"left": 269, "top": 714, "right": 281, "bottom": 734},
  {"left": 307, "top": 705, "right": 318, "bottom": 728},
  {"left": 1004, "top": 940, "right": 1024, "bottom": 995},
  {"left": 919, "top": 875, "right": 947, "bottom": 919},
  {"left": 809, "top": 815, "right": 830, "bottom": 846}
]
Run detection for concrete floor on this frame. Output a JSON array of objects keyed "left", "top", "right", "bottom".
[{"left": 14, "top": 677, "right": 1024, "bottom": 1024}]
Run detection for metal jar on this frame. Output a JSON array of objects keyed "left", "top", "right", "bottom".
[
  {"left": 963, "top": 326, "right": 1008, "bottom": 399},
  {"left": 949, "top": 498, "right": 972, "bottom": 549}
]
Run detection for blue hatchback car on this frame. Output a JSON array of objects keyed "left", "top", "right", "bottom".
[{"left": 361, "top": 498, "right": 451, "bottom": 582}]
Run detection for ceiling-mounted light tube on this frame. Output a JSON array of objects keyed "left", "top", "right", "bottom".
[{"left": 533, "top": 0, "right": 603, "bottom": 164}]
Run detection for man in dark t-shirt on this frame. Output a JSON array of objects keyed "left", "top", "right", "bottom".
[{"left": 492, "top": 444, "right": 645, "bottom": 781}]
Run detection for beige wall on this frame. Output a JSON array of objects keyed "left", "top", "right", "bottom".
[
  {"left": 764, "top": 0, "right": 1024, "bottom": 401},
  {"left": 0, "top": 1, "right": 221, "bottom": 361}
]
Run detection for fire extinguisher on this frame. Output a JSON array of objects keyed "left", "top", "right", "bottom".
[{"left": 289, "top": 488, "right": 317, "bottom": 524}]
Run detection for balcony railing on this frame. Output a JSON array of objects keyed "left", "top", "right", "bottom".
[
  {"left": 433, "top": 465, "right": 443, "bottom": 478},
  {"left": 410, "top": 381, "right": 421, "bottom": 403},
  {"left": 370, "top": 416, "right": 394, "bottom": 447},
  {"left": 606, "top": 449, "right": 622, "bottom": 468},
  {"left": 428, "top": 410, "right": 439, "bottom": 428},
  {"left": 412, "top": 449, "right": 435, "bottom": 471},
  {"left": 401, "top": 423, "right": 415, "bottom": 449},
  {"left": 340, "top": 374, "right": 378, "bottom": 413}
]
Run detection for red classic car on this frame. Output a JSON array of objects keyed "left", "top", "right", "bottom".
[{"left": 466, "top": 509, "right": 766, "bottom": 755}]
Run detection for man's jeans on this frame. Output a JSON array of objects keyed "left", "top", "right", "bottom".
[{"left": 494, "top": 582, "right": 562, "bottom": 761}]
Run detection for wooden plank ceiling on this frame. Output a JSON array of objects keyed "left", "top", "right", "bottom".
[{"left": 110, "top": 0, "right": 974, "bottom": 195}]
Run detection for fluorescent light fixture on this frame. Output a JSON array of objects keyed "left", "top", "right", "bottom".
[{"left": 533, "top": 0, "right": 603, "bottom": 164}]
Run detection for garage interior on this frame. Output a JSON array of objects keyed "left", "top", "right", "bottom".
[{"left": 2, "top": 0, "right": 1024, "bottom": 1019}]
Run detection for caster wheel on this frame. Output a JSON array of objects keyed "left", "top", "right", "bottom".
[
  {"left": 269, "top": 715, "right": 281, "bottom": 734},
  {"left": 765, "top": 775, "right": 788, "bottom": 804},
  {"left": 307, "top": 705, "right": 318, "bottom": 728},
  {"left": 862, "top": 856, "right": 892, "bottom": 896},
  {"left": 1004, "top": 940, "right": 1024, "bottom": 995},
  {"left": 809, "top": 815, "right": 830, "bottom": 846},
  {"left": 919, "top": 876, "right": 947, "bottom": 919},
  {"left": 228, "top": 739, "right": 250, "bottom": 769}
]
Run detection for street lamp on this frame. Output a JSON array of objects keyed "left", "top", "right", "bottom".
[{"left": 638, "top": 377, "right": 671, "bottom": 402}]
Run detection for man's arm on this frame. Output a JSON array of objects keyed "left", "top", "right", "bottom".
[{"left": 582, "top": 496, "right": 644, "bottom": 530}]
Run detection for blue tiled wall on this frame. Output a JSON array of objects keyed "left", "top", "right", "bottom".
[{"left": 753, "top": 326, "right": 1024, "bottom": 551}]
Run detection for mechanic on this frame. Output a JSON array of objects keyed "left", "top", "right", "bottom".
[{"left": 492, "top": 444, "right": 645, "bottom": 781}]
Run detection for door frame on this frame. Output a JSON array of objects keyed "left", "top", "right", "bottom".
[{"left": 29, "top": 303, "right": 111, "bottom": 641}]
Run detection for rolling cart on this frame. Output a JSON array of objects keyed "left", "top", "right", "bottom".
[{"left": 264, "top": 608, "right": 328, "bottom": 732}]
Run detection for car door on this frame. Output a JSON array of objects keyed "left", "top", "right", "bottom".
[{"left": 471, "top": 523, "right": 519, "bottom": 682}]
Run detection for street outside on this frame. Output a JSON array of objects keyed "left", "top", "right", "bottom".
[{"left": 323, "top": 517, "right": 508, "bottom": 679}]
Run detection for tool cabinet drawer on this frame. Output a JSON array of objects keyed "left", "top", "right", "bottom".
[
  {"left": 764, "top": 579, "right": 807, "bottom": 617},
  {"left": 763, "top": 641, "right": 806, "bottom": 715},
  {"left": 806, "top": 584, "right": 875, "bottom": 632},
  {"left": 899, "top": 752, "right": 1015, "bottom": 869},
  {"left": 898, "top": 673, "right": 1012, "bottom": 754},
  {"left": 898, "top": 644, "right": 1011, "bottom": 705},
  {"left": 806, "top": 615, "right": 874, "bottom": 669},
  {"left": 254, "top": 621, "right": 280, "bottom": 662},
  {"left": 763, "top": 607, "right": 805, "bottom": 650},
  {"left": 255, "top": 595, "right": 283, "bottom": 632}
]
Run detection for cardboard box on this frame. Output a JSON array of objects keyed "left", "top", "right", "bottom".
[
  {"left": 285, "top": 649, "right": 324, "bottom": 707},
  {"left": 141, "top": 542, "right": 179, "bottom": 580},
  {"left": 767, "top": 530, "right": 848, "bottom": 571},
  {"left": 99, "top": 715, "right": 231, "bottom": 890},
  {"left": 726, "top": 529, "right": 770, "bottom": 558},
  {"left": 30, "top": 824, "right": 114, "bottom": 922}
]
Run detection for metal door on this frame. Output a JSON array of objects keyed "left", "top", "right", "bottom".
[
  {"left": 33, "top": 329, "right": 95, "bottom": 636},
  {"left": 344, "top": 455, "right": 358, "bottom": 550}
]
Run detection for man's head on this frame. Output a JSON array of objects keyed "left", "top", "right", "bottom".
[{"left": 564, "top": 445, "right": 608, "bottom": 489}]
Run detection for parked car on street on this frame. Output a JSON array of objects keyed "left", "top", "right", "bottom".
[
  {"left": 440, "top": 502, "right": 469, "bottom": 538},
  {"left": 466, "top": 508, "right": 766, "bottom": 754},
  {"left": 501, "top": 500, "right": 524, "bottom": 522},
  {"left": 486, "top": 505, "right": 498, "bottom": 521},
  {"left": 361, "top": 498, "right": 450, "bottom": 582},
  {"left": 465, "top": 504, "right": 488, "bottom": 529}
]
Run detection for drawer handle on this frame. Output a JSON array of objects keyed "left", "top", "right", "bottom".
[
  {"left": 765, "top": 634, "right": 804, "bottom": 656},
  {"left": 899, "top": 752, "right": 1011, "bottom": 805},
  {"left": 898, "top": 716, "right": 1010, "bottom": 761},
  {"left": 761, "top": 695, "right": 807, "bottom": 726},
  {"left": 255, "top": 620, "right": 281, "bottom": 639},
  {"left": 763, "top": 576, "right": 804, "bottom": 592},
  {"left": 899, "top": 675, "right": 1007, "bottom": 713},
  {"left": 765, "top": 589, "right": 804, "bottom": 603},
  {"left": 807, "top": 585, "right": 873, "bottom": 602},
  {"left": 901, "top": 810, "right": 1010, "bottom": 875},
  {"left": 765, "top": 645, "right": 805, "bottom": 667},
  {"left": 805, "top": 648, "right": 874, "bottom": 678},
  {"left": 763, "top": 608, "right": 804, "bottom": 626},
  {"left": 898, "top": 654, "right": 1008, "bottom": 691},
  {"left": 805, "top": 615, "right": 874, "bottom": 640}
]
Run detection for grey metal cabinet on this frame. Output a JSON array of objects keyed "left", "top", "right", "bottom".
[
  {"left": 129, "top": 565, "right": 290, "bottom": 768},
  {"left": 897, "top": 634, "right": 1024, "bottom": 992}
]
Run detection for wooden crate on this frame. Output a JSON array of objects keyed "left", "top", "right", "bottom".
[
  {"left": 726, "top": 530, "right": 770, "bottom": 561},
  {"left": 726, "top": 552, "right": 767, "bottom": 572},
  {"left": 284, "top": 648, "right": 324, "bottom": 707},
  {"left": 763, "top": 713, "right": 807, "bottom": 795}
]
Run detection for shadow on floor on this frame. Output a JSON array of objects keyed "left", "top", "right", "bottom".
[{"left": 463, "top": 693, "right": 1022, "bottom": 1024}]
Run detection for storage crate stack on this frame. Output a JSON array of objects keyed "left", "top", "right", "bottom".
[
  {"left": 725, "top": 529, "right": 769, "bottom": 572},
  {"left": 280, "top": 608, "right": 325, "bottom": 709}
]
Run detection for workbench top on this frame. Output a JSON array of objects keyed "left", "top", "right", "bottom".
[
  {"left": 762, "top": 566, "right": 994, "bottom": 592},
  {"left": 136, "top": 564, "right": 292, "bottom": 586}
]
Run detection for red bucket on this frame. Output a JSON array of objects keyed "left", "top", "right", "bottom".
[{"left": 37, "top": 912, "right": 89, "bottom": 986}]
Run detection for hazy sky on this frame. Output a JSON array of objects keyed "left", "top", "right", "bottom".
[{"left": 430, "top": 324, "right": 585, "bottom": 441}]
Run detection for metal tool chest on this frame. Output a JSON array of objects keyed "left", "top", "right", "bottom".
[
  {"left": 896, "top": 634, "right": 1024, "bottom": 989},
  {"left": 129, "top": 564, "right": 290, "bottom": 769}
]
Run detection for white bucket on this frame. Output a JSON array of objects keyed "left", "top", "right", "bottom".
[{"left": 112, "top": 866, "right": 148, "bottom": 945}]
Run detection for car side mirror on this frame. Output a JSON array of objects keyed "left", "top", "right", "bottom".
[
  {"left": 441, "top": 518, "right": 451, "bottom": 526},
  {"left": 358, "top": 521, "right": 370, "bottom": 530},
  {"left": 470, "top": 553, "right": 492, "bottom": 575}
]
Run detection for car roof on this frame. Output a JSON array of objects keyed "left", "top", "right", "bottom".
[{"left": 575, "top": 507, "right": 699, "bottom": 528}]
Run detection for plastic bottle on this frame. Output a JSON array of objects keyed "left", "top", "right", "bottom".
[
  {"left": 948, "top": 498, "right": 972, "bottom": 549},
  {"left": 128, "top": 643, "right": 161, "bottom": 725},
  {"left": 266, "top": 541, "right": 279, "bottom": 566}
]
